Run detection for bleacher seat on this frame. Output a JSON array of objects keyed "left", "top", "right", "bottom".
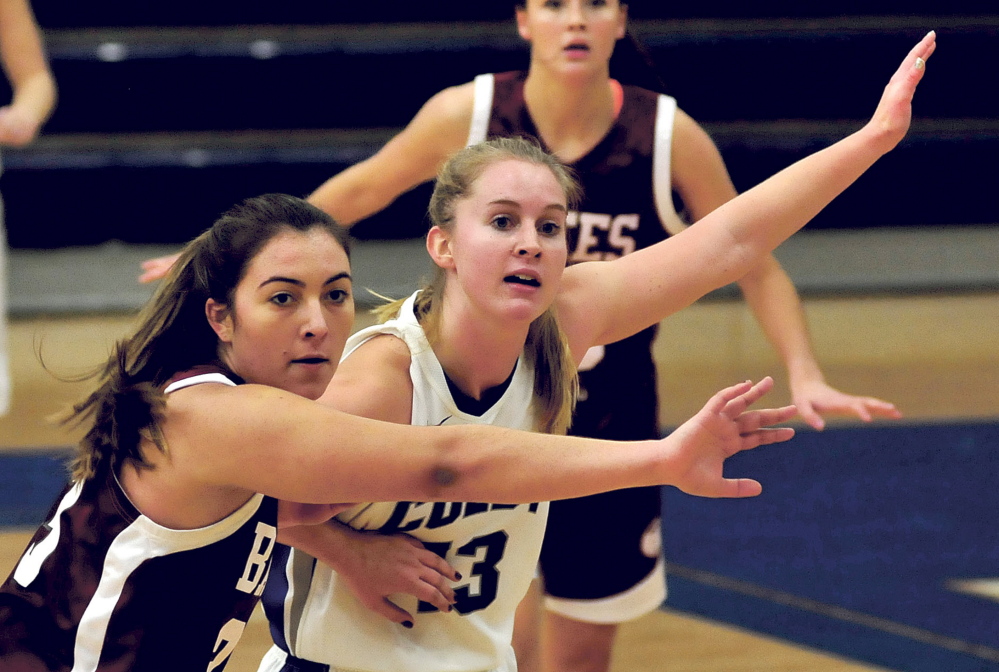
[{"left": 2, "top": 2, "right": 996, "bottom": 248}]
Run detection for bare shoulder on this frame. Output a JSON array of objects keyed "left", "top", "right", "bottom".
[
  {"left": 372, "top": 80, "right": 476, "bottom": 186},
  {"left": 162, "top": 378, "right": 243, "bottom": 419},
  {"left": 671, "top": 107, "right": 717, "bottom": 153},
  {"left": 421, "top": 80, "right": 476, "bottom": 126},
  {"left": 322, "top": 334, "right": 414, "bottom": 423}
]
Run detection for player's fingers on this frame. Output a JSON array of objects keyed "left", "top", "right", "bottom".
[
  {"left": 422, "top": 568, "right": 456, "bottom": 604},
  {"left": 861, "top": 398, "right": 902, "bottom": 419},
  {"left": 421, "top": 550, "right": 460, "bottom": 583},
  {"left": 743, "top": 427, "right": 795, "bottom": 450},
  {"left": 713, "top": 477, "right": 763, "bottom": 499},
  {"left": 410, "top": 578, "right": 455, "bottom": 613},
  {"left": 726, "top": 377, "right": 775, "bottom": 416},
  {"left": 893, "top": 31, "right": 935, "bottom": 84},
  {"left": 795, "top": 400, "right": 826, "bottom": 431},
  {"left": 736, "top": 405, "right": 796, "bottom": 435},
  {"left": 852, "top": 402, "right": 874, "bottom": 423},
  {"left": 704, "top": 379, "right": 754, "bottom": 414},
  {"left": 369, "top": 597, "right": 414, "bottom": 627},
  {"left": 714, "top": 377, "right": 773, "bottom": 418},
  {"left": 914, "top": 30, "right": 937, "bottom": 64}
]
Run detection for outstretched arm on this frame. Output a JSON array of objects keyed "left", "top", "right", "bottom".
[
  {"left": 164, "top": 370, "right": 795, "bottom": 507},
  {"left": 559, "top": 32, "right": 937, "bottom": 356},
  {"left": 0, "top": 0, "right": 56, "bottom": 147}
]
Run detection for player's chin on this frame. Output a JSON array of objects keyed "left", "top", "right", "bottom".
[{"left": 286, "top": 366, "right": 335, "bottom": 400}]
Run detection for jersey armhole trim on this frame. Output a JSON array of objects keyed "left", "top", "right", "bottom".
[
  {"left": 164, "top": 372, "right": 238, "bottom": 394},
  {"left": 467, "top": 73, "right": 494, "bottom": 147},
  {"left": 652, "top": 95, "right": 687, "bottom": 236}
]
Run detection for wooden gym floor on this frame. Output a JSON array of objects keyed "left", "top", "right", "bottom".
[{"left": 2, "top": 290, "right": 997, "bottom": 671}]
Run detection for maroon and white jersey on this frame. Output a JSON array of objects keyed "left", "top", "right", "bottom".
[
  {"left": 468, "top": 70, "right": 685, "bottom": 442},
  {"left": 0, "top": 368, "right": 278, "bottom": 672},
  {"left": 468, "top": 70, "right": 686, "bottom": 259}
]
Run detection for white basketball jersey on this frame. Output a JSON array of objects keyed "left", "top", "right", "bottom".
[{"left": 264, "top": 292, "right": 549, "bottom": 672}]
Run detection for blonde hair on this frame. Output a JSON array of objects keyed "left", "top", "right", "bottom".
[{"left": 379, "top": 137, "right": 581, "bottom": 434}]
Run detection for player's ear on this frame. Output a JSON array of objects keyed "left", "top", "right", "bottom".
[
  {"left": 515, "top": 6, "right": 531, "bottom": 42},
  {"left": 426, "top": 226, "right": 455, "bottom": 270},
  {"left": 205, "top": 299, "right": 234, "bottom": 343}
]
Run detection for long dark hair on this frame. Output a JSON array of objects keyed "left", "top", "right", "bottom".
[
  {"left": 64, "top": 194, "right": 349, "bottom": 481},
  {"left": 611, "top": 29, "right": 669, "bottom": 93}
]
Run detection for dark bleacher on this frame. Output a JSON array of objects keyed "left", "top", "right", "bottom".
[{"left": 2, "top": 3, "right": 996, "bottom": 248}]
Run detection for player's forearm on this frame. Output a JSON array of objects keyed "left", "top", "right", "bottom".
[
  {"left": 718, "top": 128, "right": 891, "bottom": 268},
  {"left": 307, "top": 169, "right": 373, "bottom": 227},
  {"left": 278, "top": 519, "right": 357, "bottom": 571},
  {"left": 307, "top": 159, "right": 412, "bottom": 227},
  {"left": 429, "top": 425, "right": 664, "bottom": 503},
  {"left": 737, "top": 256, "right": 825, "bottom": 386},
  {"left": 10, "top": 70, "right": 56, "bottom": 124}
]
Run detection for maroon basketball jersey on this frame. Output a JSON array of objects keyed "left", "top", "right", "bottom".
[
  {"left": 471, "top": 71, "right": 684, "bottom": 440},
  {"left": 0, "top": 369, "right": 278, "bottom": 672}
]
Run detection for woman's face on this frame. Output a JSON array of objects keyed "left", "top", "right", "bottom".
[
  {"left": 429, "top": 158, "right": 569, "bottom": 325},
  {"left": 208, "top": 227, "right": 354, "bottom": 400},
  {"left": 516, "top": 0, "right": 627, "bottom": 75}
]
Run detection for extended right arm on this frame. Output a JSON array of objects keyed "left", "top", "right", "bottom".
[{"left": 163, "top": 375, "right": 794, "bottom": 506}]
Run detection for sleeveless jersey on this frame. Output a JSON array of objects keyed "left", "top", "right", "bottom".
[
  {"left": 262, "top": 292, "right": 548, "bottom": 672},
  {"left": 0, "top": 368, "right": 279, "bottom": 672},
  {"left": 469, "top": 71, "right": 685, "bottom": 442}
]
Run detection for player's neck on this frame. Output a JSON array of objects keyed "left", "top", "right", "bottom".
[
  {"left": 433, "top": 304, "right": 528, "bottom": 400},
  {"left": 524, "top": 67, "right": 615, "bottom": 163}
]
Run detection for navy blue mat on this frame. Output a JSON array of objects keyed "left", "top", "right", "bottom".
[
  {"left": 0, "top": 448, "right": 73, "bottom": 528},
  {"left": 3, "top": 424, "right": 997, "bottom": 669},
  {"left": 662, "top": 421, "right": 999, "bottom": 671}
]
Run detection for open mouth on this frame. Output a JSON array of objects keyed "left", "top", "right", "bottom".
[
  {"left": 505, "top": 274, "right": 541, "bottom": 287},
  {"left": 292, "top": 357, "right": 329, "bottom": 365},
  {"left": 565, "top": 44, "right": 590, "bottom": 54}
]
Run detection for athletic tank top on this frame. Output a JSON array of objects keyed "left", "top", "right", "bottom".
[
  {"left": 263, "top": 292, "right": 549, "bottom": 672},
  {"left": 0, "top": 367, "right": 279, "bottom": 672}
]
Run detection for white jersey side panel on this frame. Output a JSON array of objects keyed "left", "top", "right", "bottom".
[{"left": 275, "top": 292, "right": 548, "bottom": 672}]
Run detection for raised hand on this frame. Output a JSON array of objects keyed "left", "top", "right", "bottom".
[
  {"left": 0, "top": 105, "right": 42, "bottom": 147},
  {"left": 791, "top": 378, "right": 902, "bottom": 430},
  {"left": 138, "top": 252, "right": 181, "bottom": 283},
  {"left": 866, "top": 30, "right": 937, "bottom": 152},
  {"left": 662, "top": 377, "right": 796, "bottom": 499}
]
